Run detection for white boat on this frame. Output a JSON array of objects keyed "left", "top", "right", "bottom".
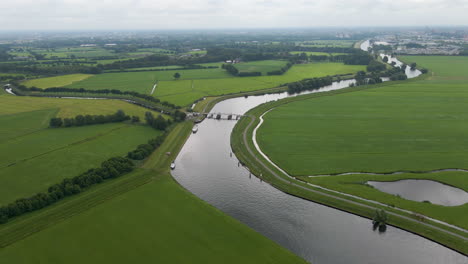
[
  {"left": 192, "top": 125, "right": 198, "bottom": 133},
  {"left": 170, "top": 162, "right": 176, "bottom": 170}
]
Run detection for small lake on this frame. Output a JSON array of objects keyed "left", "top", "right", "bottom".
[{"left": 368, "top": 180, "right": 468, "bottom": 206}]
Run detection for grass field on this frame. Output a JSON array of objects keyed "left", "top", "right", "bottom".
[
  {"left": 0, "top": 121, "right": 306, "bottom": 264},
  {"left": 290, "top": 51, "right": 347, "bottom": 56},
  {"left": 0, "top": 173, "right": 305, "bottom": 264},
  {"left": 0, "top": 93, "right": 163, "bottom": 204},
  {"left": 254, "top": 56, "right": 468, "bottom": 230},
  {"left": 258, "top": 56, "right": 468, "bottom": 176},
  {"left": 296, "top": 40, "right": 355, "bottom": 48},
  {"left": 64, "top": 68, "right": 232, "bottom": 94},
  {"left": 0, "top": 95, "right": 160, "bottom": 119},
  {"left": 155, "top": 62, "right": 365, "bottom": 105},
  {"left": 22, "top": 62, "right": 364, "bottom": 106},
  {"left": 301, "top": 171, "right": 468, "bottom": 229},
  {"left": 234, "top": 60, "right": 289, "bottom": 75},
  {"left": 400, "top": 56, "right": 468, "bottom": 80},
  {"left": 23, "top": 74, "right": 94, "bottom": 88},
  {"left": 0, "top": 120, "right": 158, "bottom": 205}
]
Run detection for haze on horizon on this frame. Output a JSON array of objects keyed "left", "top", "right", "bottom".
[{"left": 2, "top": 0, "right": 468, "bottom": 31}]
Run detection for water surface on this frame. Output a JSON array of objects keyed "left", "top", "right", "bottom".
[{"left": 368, "top": 179, "right": 468, "bottom": 206}]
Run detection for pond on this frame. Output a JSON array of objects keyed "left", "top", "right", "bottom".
[{"left": 368, "top": 179, "right": 468, "bottom": 206}]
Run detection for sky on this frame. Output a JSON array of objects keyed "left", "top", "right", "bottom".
[{"left": 1, "top": 0, "right": 468, "bottom": 30}]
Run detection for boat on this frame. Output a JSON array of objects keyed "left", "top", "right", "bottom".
[
  {"left": 192, "top": 125, "right": 198, "bottom": 133},
  {"left": 170, "top": 162, "right": 176, "bottom": 170}
]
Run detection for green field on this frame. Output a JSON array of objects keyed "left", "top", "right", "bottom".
[
  {"left": 255, "top": 56, "right": 468, "bottom": 230},
  {"left": 234, "top": 60, "right": 289, "bottom": 75},
  {"left": 0, "top": 119, "right": 158, "bottom": 205},
  {"left": 23, "top": 74, "right": 94, "bottom": 88},
  {"left": 0, "top": 172, "right": 304, "bottom": 264},
  {"left": 296, "top": 40, "right": 355, "bottom": 48},
  {"left": 0, "top": 93, "right": 163, "bottom": 204},
  {"left": 290, "top": 51, "right": 346, "bottom": 56},
  {"left": 0, "top": 94, "right": 161, "bottom": 119},
  {"left": 0, "top": 120, "right": 305, "bottom": 263},
  {"left": 302, "top": 171, "right": 468, "bottom": 229},
  {"left": 21, "top": 62, "right": 364, "bottom": 106},
  {"left": 258, "top": 56, "right": 468, "bottom": 176},
  {"left": 64, "top": 68, "right": 232, "bottom": 94},
  {"left": 155, "top": 62, "right": 365, "bottom": 105},
  {"left": 400, "top": 56, "right": 468, "bottom": 80}
]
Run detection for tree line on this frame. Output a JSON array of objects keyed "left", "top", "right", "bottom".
[
  {"left": 287, "top": 76, "right": 333, "bottom": 94},
  {"left": 127, "top": 132, "right": 167, "bottom": 160},
  {"left": 11, "top": 82, "right": 180, "bottom": 111},
  {"left": 49, "top": 110, "right": 132, "bottom": 128},
  {"left": 0, "top": 157, "right": 134, "bottom": 224}
]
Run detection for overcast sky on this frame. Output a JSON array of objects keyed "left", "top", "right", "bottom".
[{"left": 2, "top": 0, "right": 468, "bottom": 30}]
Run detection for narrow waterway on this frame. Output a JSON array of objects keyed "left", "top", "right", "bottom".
[{"left": 172, "top": 45, "right": 467, "bottom": 263}]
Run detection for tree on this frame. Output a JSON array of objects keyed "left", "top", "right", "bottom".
[
  {"left": 131, "top": 116, "right": 140, "bottom": 123},
  {"left": 373, "top": 209, "right": 388, "bottom": 232},
  {"left": 49, "top": 117, "right": 63, "bottom": 128},
  {"left": 153, "top": 115, "right": 167, "bottom": 130},
  {"left": 145, "top": 111, "right": 155, "bottom": 126},
  {"left": 174, "top": 72, "right": 181, "bottom": 79},
  {"left": 382, "top": 56, "right": 389, "bottom": 63},
  {"left": 75, "top": 115, "right": 85, "bottom": 126},
  {"left": 410, "top": 62, "right": 417, "bottom": 71}
]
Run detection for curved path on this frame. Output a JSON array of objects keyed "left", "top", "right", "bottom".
[{"left": 241, "top": 114, "right": 468, "bottom": 242}]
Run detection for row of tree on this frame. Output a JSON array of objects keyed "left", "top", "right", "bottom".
[
  {"left": 267, "top": 62, "right": 294, "bottom": 75},
  {"left": 11, "top": 82, "right": 180, "bottom": 111},
  {"left": 145, "top": 111, "right": 170, "bottom": 130},
  {"left": 287, "top": 76, "right": 334, "bottom": 94},
  {"left": 49, "top": 110, "right": 132, "bottom": 128},
  {"left": 127, "top": 133, "right": 167, "bottom": 160},
  {"left": 0, "top": 157, "right": 134, "bottom": 224}
]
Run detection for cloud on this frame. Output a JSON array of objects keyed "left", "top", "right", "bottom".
[{"left": 1, "top": 0, "right": 467, "bottom": 30}]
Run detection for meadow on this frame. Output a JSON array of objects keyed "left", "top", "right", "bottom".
[
  {"left": 64, "top": 68, "right": 232, "bottom": 94},
  {"left": 23, "top": 74, "right": 94, "bottom": 88},
  {"left": 155, "top": 62, "right": 365, "bottom": 105},
  {"left": 234, "top": 60, "right": 289, "bottom": 75},
  {"left": 296, "top": 40, "right": 355, "bottom": 48},
  {"left": 0, "top": 94, "right": 161, "bottom": 119},
  {"left": 0, "top": 173, "right": 305, "bottom": 264},
  {"left": 25, "top": 62, "right": 364, "bottom": 106},
  {"left": 0, "top": 92, "right": 165, "bottom": 205},
  {"left": 289, "top": 51, "right": 347, "bottom": 56},
  {"left": 254, "top": 56, "right": 468, "bottom": 231},
  {"left": 0, "top": 120, "right": 305, "bottom": 264},
  {"left": 0, "top": 120, "right": 157, "bottom": 205},
  {"left": 301, "top": 171, "right": 468, "bottom": 229}
]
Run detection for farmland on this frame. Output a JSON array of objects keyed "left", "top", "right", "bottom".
[
  {"left": 23, "top": 74, "right": 93, "bottom": 88},
  {"left": 0, "top": 119, "right": 306, "bottom": 264},
  {"left": 302, "top": 171, "right": 468, "bottom": 229},
  {"left": 233, "top": 60, "right": 289, "bottom": 75},
  {"left": 0, "top": 120, "right": 158, "bottom": 205},
  {"left": 290, "top": 51, "right": 347, "bottom": 56},
  {"left": 253, "top": 56, "right": 468, "bottom": 230},
  {"left": 23, "top": 61, "right": 365, "bottom": 106},
  {"left": 0, "top": 94, "right": 161, "bottom": 119},
  {"left": 0, "top": 173, "right": 305, "bottom": 264}
]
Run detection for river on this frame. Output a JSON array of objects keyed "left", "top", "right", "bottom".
[{"left": 171, "top": 43, "right": 467, "bottom": 263}]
